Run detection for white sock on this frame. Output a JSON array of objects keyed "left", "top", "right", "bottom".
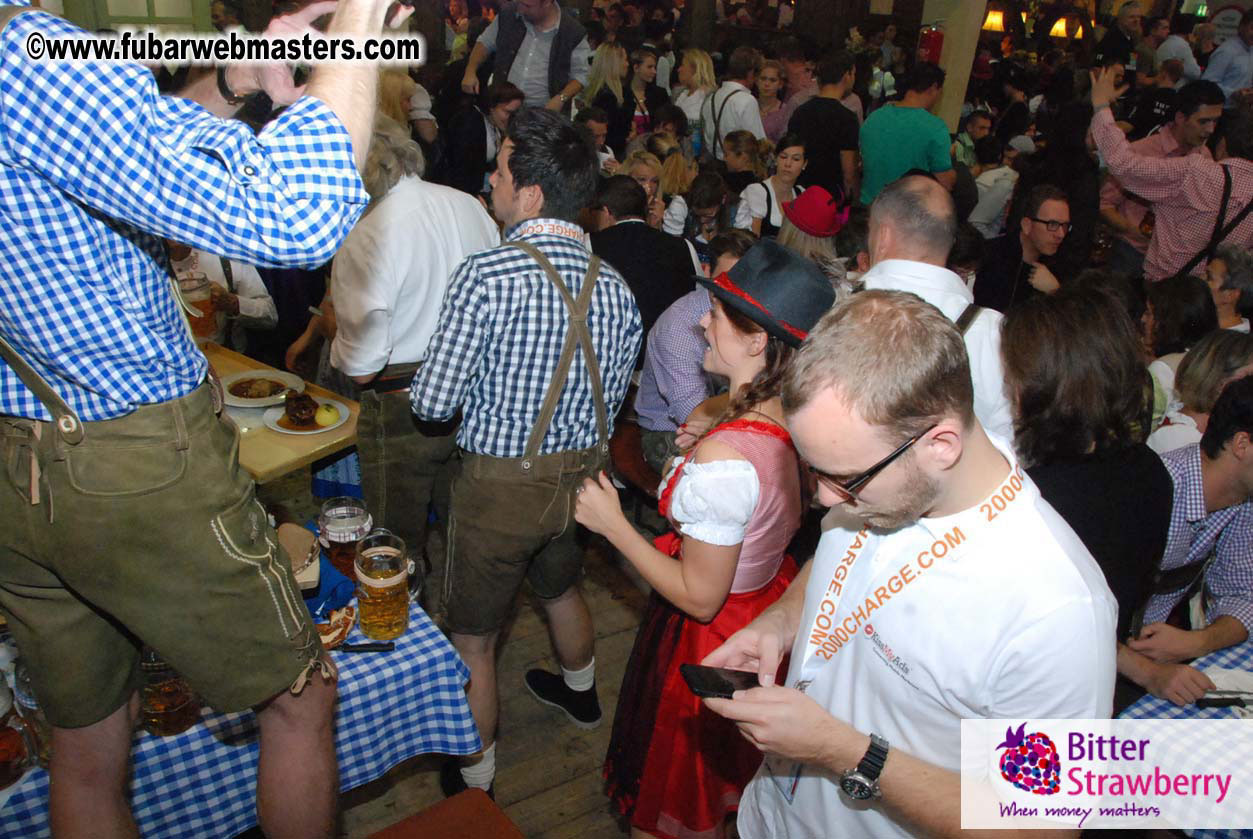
[
  {"left": 459, "top": 742, "right": 496, "bottom": 790},
  {"left": 562, "top": 658, "right": 596, "bottom": 693}
]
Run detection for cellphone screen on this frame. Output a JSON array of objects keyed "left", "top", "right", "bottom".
[{"left": 679, "top": 664, "right": 760, "bottom": 699}]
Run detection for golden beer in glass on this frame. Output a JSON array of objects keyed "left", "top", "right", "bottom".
[
  {"left": 320, "top": 497, "right": 372, "bottom": 578},
  {"left": 356, "top": 530, "right": 409, "bottom": 640}
]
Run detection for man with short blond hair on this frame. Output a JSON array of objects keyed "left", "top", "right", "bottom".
[{"left": 703, "top": 290, "right": 1115, "bottom": 839}]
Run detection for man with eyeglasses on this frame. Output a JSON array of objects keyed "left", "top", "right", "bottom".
[
  {"left": 974, "top": 184, "right": 1070, "bottom": 314},
  {"left": 701, "top": 291, "right": 1116, "bottom": 839}
]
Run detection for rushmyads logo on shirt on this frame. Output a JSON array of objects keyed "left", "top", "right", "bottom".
[{"left": 961, "top": 719, "right": 1253, "bottom": 830}]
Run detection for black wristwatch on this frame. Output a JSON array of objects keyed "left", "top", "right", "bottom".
[
  {"left": 840, "top": 733, "right": 889, "bottom": 800},
  {"left": 216, "top": 66, "right": 248, "bottom": 105}
]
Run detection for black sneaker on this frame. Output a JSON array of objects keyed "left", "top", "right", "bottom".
[
  {"left": 438, "top": 758, "right": 495, "bottom": 800},
  {"left": 523, "top": 669, "right": 602, "bottom": 729}
]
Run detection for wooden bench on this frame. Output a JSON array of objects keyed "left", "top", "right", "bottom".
[{"left": 365, "top": 790, "right": 524, "bottom": 839}]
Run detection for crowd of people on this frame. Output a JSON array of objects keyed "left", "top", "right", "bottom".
[{"left": 2, "top": 0, "right": 1253, "bottom": 837}]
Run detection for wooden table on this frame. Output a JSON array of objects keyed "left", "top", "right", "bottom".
[{"left": 203, "top": 343, "right": 359, "bottom": 483}]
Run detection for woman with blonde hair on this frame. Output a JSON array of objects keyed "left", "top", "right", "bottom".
[
  {"left": 598, "top": 47, "right": 669, "bottom": 156},
  {"left": 583, "top": 42, "right": 628, "bottom": 110},
  {"left": 1148, "top": 330, "right": 1253, "bottom": 454},
  {"left": 673, "top": 48, "right": 716, "bottom": 153},
  {"left": 776, "top": 185, "right": 850, "bottom": 281},
  {"left": 622, "top": 149, "right": 667, "bottom": 228},
  {"left": 377, "top": 70, "right": 438, "bottom": 145},
  {"left": 647, "top": 133, "right": 696, "bottom": 200}
]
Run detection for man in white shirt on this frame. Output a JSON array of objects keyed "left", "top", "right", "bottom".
[
  {"left": 169, "top": 243, "right": 276, "bottom": 352},
  {"left": 701, "top": 46, "right": 766, "bottom": 160},
  {"left": 1155, "top": 21, "right": 1202, "bottom": 86},
  {"left": 859, "top": 175, "right": 1015, "bottom": 442},
  {"left": 703, "top": 290, "right": 1116, "bottom": 839},
  {"left": 329, "top": 117, "right": 499, "bottom": 571}
]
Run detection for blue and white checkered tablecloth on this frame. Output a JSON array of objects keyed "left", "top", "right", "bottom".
[
  {"left": 0, "top": 606, "right": 480, "bottom": 839},
  {"left": 1120, "top": 641, "right": 1253, "bottom": 839}
]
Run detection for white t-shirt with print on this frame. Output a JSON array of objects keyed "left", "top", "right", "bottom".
[{"left": 737, "top": 440, "right": 1117, "bottom": 839}]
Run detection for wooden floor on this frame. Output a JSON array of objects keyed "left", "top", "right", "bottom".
[{"left": 259, "top": 470, "right": 653, "bottom": 839}]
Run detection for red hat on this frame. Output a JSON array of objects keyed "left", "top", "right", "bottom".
[{"left": 782, "top": 186, "right": 849, "bottom": 238}]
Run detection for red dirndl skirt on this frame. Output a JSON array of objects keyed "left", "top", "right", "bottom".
[{"left": 604, "top": 533, "right": 797, "bottom": 839}]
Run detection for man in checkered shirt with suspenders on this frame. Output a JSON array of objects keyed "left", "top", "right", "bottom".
[
  {"left": 411, "top": 107, "right": 641, "bottom": 797},
  {"left": 0, "top": 1, "right": 406, "bottom": 836}
]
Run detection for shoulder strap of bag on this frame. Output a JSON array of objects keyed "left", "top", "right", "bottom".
[
  {"left": 508, "top": 241, "right": 609, "bottom": 464},
  {"left": 1174, "top": 165, "right": 1253, "bottom": 279},
  {"left": 1126, "top": 549, "right": 1215, "bottom": 638},
  {"left": 955, "top": 302, "right": 983, "bottom": 335}
]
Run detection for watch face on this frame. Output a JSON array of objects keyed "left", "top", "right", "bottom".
[{"left": 840, "top": 774, "right": 874, "bottom": 801}]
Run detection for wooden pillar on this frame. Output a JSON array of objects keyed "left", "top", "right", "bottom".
[
  {"left": 410, "top": 0, "right": 445, "bottom": 88},
  {"left": 921, "top": 0, "right": 984, "bottom": 132},
  {"left": 794, "top": 0, "right": 838, "bottom": 48},
  {"left": 680, "top": 0, "right": 716, "bottom": 50}
]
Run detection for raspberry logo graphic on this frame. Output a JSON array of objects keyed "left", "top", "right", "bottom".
[{"left": 996, "top": 723, "right": 1060, "bottom": 795}]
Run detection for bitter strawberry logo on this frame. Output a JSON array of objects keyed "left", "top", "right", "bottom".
[{"left": 997, "top": 723, "right": 1060, "bottom": 795}]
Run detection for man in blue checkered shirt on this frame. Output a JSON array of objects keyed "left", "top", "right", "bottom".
[
  {"left": 412, "top": 107, "right": 641, "bottom": 796},
  {"left": 1122, "top": 376, "right": 1253, "bottom": 707},
  {"left": 0, "top": 2, "right": 409, "bottom": 836}
]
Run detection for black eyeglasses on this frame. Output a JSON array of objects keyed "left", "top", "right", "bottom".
[
  {"left": 1030, "top": 217, "right": 1072, "bottom": 234},
  {"left": 808, "top": 424, "right": 937, "bottom": 503}
]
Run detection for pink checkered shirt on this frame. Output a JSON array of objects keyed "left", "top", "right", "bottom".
[
  {"left": 1098, "top": 128, "right": 1212, "bottom": 255},
  {"left": 1092, "top": 107, "right": 1253, "bottom": 280}
]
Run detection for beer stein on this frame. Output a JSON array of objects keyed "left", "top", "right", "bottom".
[
  {"left": 319, "top": 497, "right": 372, "bottom": 578},
  {"left": 177, "top": 273, "right": 215, "bottom": 342},
  {"left": 139, "top": 648, "right": 200, "bottom": 737},
  {"left": 355, "top": 529, "right": 409, "bottom": 641}
]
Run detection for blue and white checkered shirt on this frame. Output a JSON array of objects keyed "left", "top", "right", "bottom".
[
  {"left": 1143, "top": 444, "right": 1253, "bottom": 635},
  {"left": 0, "top": 3, "right": 368, "bottom": 421},
  {"left": 411, "top": 219, "right": 642, "bottom": 457}
]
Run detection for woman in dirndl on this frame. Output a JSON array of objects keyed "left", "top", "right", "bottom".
[{"left": 574, "top": 240, "right": 837, "bottom": 839}]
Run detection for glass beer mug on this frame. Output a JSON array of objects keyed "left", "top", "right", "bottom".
[
  {"left": 139, "top": 648, "right": 200, "bottom": 737},
  {"left": 319, "top": 497, "right": 372, "bottom": 578},
  {"left": 355, "top": 529, "right": 409, "bottom": 640},
  {"left": 177, "top": 273, "right": 216, "bottom": 343}
]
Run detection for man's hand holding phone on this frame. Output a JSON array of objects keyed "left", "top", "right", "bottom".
[{"left": 700, "top": 605, "right": 792, "bottom": 687}]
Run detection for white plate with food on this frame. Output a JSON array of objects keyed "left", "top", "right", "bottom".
[
  {"left": 221, "top": 370, "right": 305, "bottom": 407},
  {"left": 262, "top": 394, "right": 350, "bottom": 435}
]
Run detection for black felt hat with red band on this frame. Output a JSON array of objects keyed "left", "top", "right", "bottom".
[{"left": 696, "top": 240, "right": 836, "bottom": 348}]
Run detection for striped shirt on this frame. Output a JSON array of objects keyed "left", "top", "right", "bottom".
[
  {"left": 0, "top": 3, "right": 368, "bottom": 421},
  {"left": 1143, "top": 444, "right": 1253, "bottom": 635},
  {"left": 410, "top": 219, "right": 642, "bottom": 457}
]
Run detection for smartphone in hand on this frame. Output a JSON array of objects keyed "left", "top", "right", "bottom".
[{"left": 679, "top": 663, "right": 760, "bottom": 699}]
